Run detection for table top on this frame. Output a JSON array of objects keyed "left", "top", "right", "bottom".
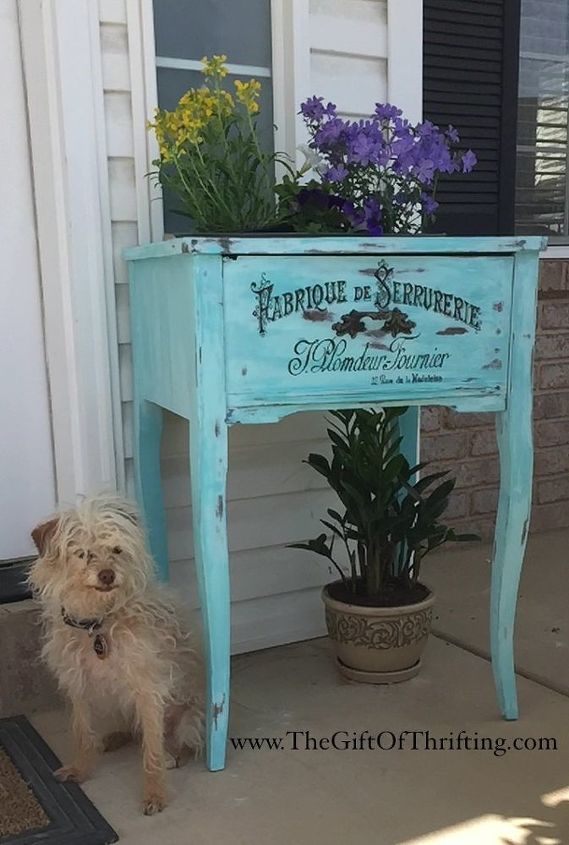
[{"left": 124, "top": 235, "right": 547, "bottom": 261}]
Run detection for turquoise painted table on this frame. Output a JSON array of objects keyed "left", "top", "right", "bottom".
[{"left": 125, "top": 235, "right": 546, "bottom": 772}]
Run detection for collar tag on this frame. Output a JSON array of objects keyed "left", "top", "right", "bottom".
[{"left": 93, "top": 633, "right": 109, "bottom": 660}]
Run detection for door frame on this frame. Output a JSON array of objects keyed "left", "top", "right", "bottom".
[{"left": 17, "top": 0, "right": 123, "bottom": 502}]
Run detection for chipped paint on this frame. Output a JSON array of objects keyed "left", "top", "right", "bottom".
[
  {"left": 216, "top": 495, "right": 224, "bottom": 518},
  {"left": 364, "top": 328, "right": 389, "bottom": 349},
  {"left": 217, "top": 237, "right": 235, "bottom": 254},
  {"left": 302, "top": 308, "right": 333, "bottom": 322},
  {"left": 356, "top": 264, "right": 432, "bottom": 276},
  {"left": 521, "top": 518, "right": 529, "bottom": 544},
  {"left": 493, "top": 301, "right": 504, "bottom": 312},
  {"left": 436, "top": 326, "right": 468, "bottom": 336},
  {"left": 483, "top": 358, "right": 503, "bottom": 370},
  {"left": 212, "top": 695, "right": 226, "bottom": 729},
  {"left": 214, "top": 420, "right": 221, "bottom": 437},
  {"left": 241, "top": 366, "right": 248, "bottom": 376}
]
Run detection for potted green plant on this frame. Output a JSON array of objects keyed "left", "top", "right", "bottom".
[{"left": 291, "top": 407, "right": 478, "bottom": 683}]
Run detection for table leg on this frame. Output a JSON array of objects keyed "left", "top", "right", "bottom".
[
  {"left": 189, "top": 414, "right": 230, "bottom": 771},
  {"left": 134, "top": 399, "right": 169, "bottom": 581},
  {"left": 491, "top": 400, "right": 533, "bottom": 720}
]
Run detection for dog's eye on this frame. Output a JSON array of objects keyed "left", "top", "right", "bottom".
[
  {"left": 112, "top": 546, "right": 122, "bottom": 555},
  {"left": 77, "top": 550, "right": 85, "bottom": 560}
]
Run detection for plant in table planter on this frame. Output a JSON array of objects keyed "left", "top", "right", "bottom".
[
  {"left": 291, "top": 407, "right": 479, "bottom": 682},
  {"left": 276, "top": 98, "right": 477, "bottom": 234},
  {"left": 148, "top": 55, "right": 293, "bottom": 233}
]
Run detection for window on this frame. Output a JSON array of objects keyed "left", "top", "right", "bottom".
[
  {"left": 515, "top": 0, "right": 569, "bottom": 237},
  {"left": 153, "top": 0, "right": 274, "bottom": 234},
  {"left": 424, "top": 0, "right": 569, "bottom": 241}
]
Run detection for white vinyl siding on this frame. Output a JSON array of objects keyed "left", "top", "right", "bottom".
[
  {"left": 310, "top": 0, "right": 388, "bottom": 117},
  {"left": 98, "top": 0, "right": 420, "bottom": 653}
]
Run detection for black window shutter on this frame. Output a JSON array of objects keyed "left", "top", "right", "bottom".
[{"left": 423, "top": 0, "right": 521, "bottom": 235}]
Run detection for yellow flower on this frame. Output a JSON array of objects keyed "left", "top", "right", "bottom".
[
  {"left": 215, "top": 89, "right": 235, "bottom": 117},
  {"left": 202, "top": 54, "right": 228, "bottom": 79},
  {"left": 148, "top": 101, "right": 205, "bottom": 159},
  {"left": 149, "top": 68, "right": 259, "bottom": 164},
  {"left": 234, "top": 79, "right": 261, "bottom": 114}
]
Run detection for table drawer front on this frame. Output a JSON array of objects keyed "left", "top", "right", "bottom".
[{"left": 223, "top": 254, "right": 513, "bottom": 404}]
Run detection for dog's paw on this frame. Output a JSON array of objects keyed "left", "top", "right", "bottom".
[
  {"left": 54, "top": 765, "right": 89, "bottom": 783},
  {"left": 165, "top": 750, "right": 181, "bottom": 770},
  {"left": 142, "top": 792, "right": 167, "bottom": 815}
]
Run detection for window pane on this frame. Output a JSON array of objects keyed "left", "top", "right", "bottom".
[
  {"left": 154, "top": 0, "right": 272, "bottom": 68},
  {"left": 515, "top": 0, "right": 569, "bottom": 237}
]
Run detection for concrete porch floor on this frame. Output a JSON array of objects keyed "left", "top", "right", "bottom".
[{"left": 31, "top": 529, "right": 569, "bottom": 844}]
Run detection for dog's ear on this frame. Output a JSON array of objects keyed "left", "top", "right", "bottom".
[{"left": 31, "top": 518, "right": 59, "bottom": 555}]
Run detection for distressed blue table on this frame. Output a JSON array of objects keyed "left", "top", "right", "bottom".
[{"left": 125, "top": 235, "right": 545, "bottom": 771}]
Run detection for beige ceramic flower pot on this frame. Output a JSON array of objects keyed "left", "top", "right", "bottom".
[{"left": 322, "top": 583, "right": 435, "bottom": 683}]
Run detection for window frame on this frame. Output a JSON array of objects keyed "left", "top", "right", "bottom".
[{"left": 515, "top": 0, "right": 569, "bottom": 248}]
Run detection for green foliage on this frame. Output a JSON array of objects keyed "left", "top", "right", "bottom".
[{"left": 290, "top": 408, "right": 478, "bottom": 598}]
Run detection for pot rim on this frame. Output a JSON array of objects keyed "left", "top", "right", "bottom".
[{"left": 322, "top": 581, "right": 435, "bottom": 616}]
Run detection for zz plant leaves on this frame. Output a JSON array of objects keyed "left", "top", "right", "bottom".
[{"left": 290, "top": 407, "right": 479, "bottom": 599}]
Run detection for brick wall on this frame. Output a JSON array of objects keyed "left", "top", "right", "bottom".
[{"left": 421, "top": 260, "right": 569, "bottom": 540}]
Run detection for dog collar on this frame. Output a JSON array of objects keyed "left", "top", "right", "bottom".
[
  {"left": 61, "top": 608, "right": 103, "bottom": 636},
  {"left": 60, "top": 608, "right": 110, "bottom": 659}
]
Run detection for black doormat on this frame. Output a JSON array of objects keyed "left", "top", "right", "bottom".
[{"left": 0, "top": 715, "right": 118, "bottom": 844}]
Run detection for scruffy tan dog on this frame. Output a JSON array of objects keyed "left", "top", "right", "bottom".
[{"left": 29, "top": 495, "right": 204, "bottom": 815}]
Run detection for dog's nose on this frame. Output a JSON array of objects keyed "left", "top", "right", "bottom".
[{"left": 98, "top": 569, "right": 115, "bottom": 586}]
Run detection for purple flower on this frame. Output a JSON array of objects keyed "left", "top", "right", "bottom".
[
  {"left": 392, "top": 131, "right": 415, "bottom": 157},
  {"left": 339, "top": 199, "right": 364, "bottom": 230},
  {"left": 446, "top": 125, "right": 460, "bottom": 143},
  {"left": 294, "top": 94, "right": 477, "bottom": 235},
  {"left": 323, "top": 164, "right": 349, "bottom": 182},
  {"left": 421, "top": 193, "right": 439, "bottom": 215},
  {"left": 374, "top": 103, "right": 402, "bottom": 122},
  {"left": 363, "top": 197, "right": 381, "bottom": 219},
  {"left": 362, "top": 197, "right": 383, "bottom": 235},
  {"left": 349, "top": 134, "right": 378, "bottom": 166},
  {"left": 416, "top": 120, "right": 437, "bottom": 138},
  {"left": 300, "top": 96, "right": 337, "bottom": 122},
  {"left": 339, "top": 197, "right": 382, "bottom": 235},
  {"left": 347, "top": 123, "right": 386, "bottom": 166},
  {"left": 314, "top": 117, "right": 348, "bottom": 147},
  {"left": 415, "top": 157, "right": 435, "bottom": 183},
  {"left": 461, "top": 149, "right": 477, "bottom": 173}
]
